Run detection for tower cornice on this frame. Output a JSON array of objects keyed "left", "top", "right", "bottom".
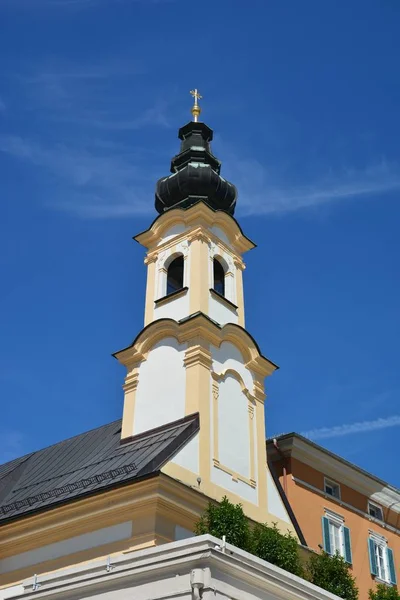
[
  {"left": 113, "top": 313, "right": 278, "bottom": 379},
  {"left": 134, "top": 202, "right": 255, "bottom": 255}
]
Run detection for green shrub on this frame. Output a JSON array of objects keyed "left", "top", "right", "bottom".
[
  {"left": 251, "top": 521, "right": 304, "bottom": 577},
  {"left": 195, "top": 497, "right": 302, "bottom": 574},
  {"left": 306, "top": 551, "right": 358, "bottom": 600},
  {"left": 195, "top": 497, "right": 360, "bottom": 600},
  {"left": 369, "top": 584, "right": 400, "bottom": 600},
  {"left": 194, "top": 496, "right": 251, "bottom": 551}
]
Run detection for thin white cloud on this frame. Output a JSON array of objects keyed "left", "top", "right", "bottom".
[
  {"left": 302, "top": 415, "right": 400, "bottom": 441},
  {"left": 16, "top": 62, "right": 171, "bottom": 130},
  {"left": 1, "top": 132, "right": 399, "bottom": 219},
  {"left": 222, "top": 154, "right": 400, "bottom": 217},
  {"left": 0, "top": 134, "right": 156, "bottom": 217}
]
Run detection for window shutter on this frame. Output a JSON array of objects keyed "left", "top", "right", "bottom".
[
  {"left": 387, "top": 547, "right": 397, "bottom": 585},
  {"left": 343, "top": 526, "right": 352, "bottom": 564},
  {"left": 368, "top": 538, "right": 378, "bottom": 576},
  {"left": 322, "top": 516, "right": 331, "bottom": 554}
]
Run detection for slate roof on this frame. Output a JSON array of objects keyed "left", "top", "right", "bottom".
[{"left": 0, "top": 413, "right": 199, "bottom": 524}]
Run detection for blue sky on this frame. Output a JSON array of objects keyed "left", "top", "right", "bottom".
[{"left": 1, "top": 0, "right": 400, "bottom": 487}]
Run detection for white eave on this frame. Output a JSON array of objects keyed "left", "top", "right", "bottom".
[
  {"left": 14, "top": 535, "right": 341, "bottom": 600},
  {"left": 269, "top": 434, "right": 400, "bottom": 511}
]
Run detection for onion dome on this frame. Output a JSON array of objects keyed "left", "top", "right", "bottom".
[{"left": 155, "top": 91, "right": 237, "bottom": 216}]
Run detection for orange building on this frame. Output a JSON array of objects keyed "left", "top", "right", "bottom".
[{"left": 267, "top": 433, "right": 400, "bottom": 599}]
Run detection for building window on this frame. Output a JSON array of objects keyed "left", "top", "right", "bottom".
[
  {"left": 322, "top": 512, "right": 352, "bottom": 564},
  {"left": 368, "top": 501, "right": 384, "bottom": 521},
  {"left": 324, "top": 478, "right": 341, "bottom": 500},
  {"left": 368, "top": 535, "right": 397, "bottom": 584},
  {"left": 213, "top": 258, "right": 225, "bottom": 296},
  {"left": 166, "top": 255, "right": 184, "bottom": 295}
]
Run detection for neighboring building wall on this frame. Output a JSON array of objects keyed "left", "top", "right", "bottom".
[{"left": 270, "top": 451, "right": 400, "bottom": 600}]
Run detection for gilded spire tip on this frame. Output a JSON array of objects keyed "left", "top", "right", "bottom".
[{"left": 190, "top": 88, "right": 202, "bottom": 122}]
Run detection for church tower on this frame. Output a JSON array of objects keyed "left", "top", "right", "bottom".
[{"left": 114, "top": 93, "right": 290, "bottom": 527}]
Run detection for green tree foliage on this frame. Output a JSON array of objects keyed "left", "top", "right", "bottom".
[
  {"left": 195, "top": 497, "right": 302, "bottom": 575},
  {"left": 369, "top": 584, "right": 400, "bottom": 600},
  {"left": 194, "top": 496, "right": 251, "bottom": 551},
  {"left": 195, "top": 497, "right": 361, "bottom": 600},
  {"left": 306, "top": 551, "right": 358, "bottom": 600},
  {"left": 252, "top": 521, "right": 304, "bottom": 577}
]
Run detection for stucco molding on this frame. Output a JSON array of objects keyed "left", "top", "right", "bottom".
[
  {"left": 16, "top": 535, "right": 341, "bottom": 600},
  {"left": 211, "top": 369, "right": 257, "bottom": 490},
  {"left": 114, "top": 315, "right": 277, "bottom": 379},
  {"left": 293, "top": 476, "right": 400, "bottom": 536},
  {"left": 183, "top": 345, "right": 213, "bottom": 370},
  {"left": 273, "top": 436, "right": 400, "bottom": 513},
  {"left": 134, "top": 202, "right": 255, "bottom": 255}
]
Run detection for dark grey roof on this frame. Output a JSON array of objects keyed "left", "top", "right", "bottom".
[{"left": 0, "top": 413, "right": 199, "bottom": 524}]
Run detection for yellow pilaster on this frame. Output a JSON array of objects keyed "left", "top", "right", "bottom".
[
  {"left": 183, "top": 342, "right": 212, "bottom": 483},
  {"left": 144, "top": 256, "right": 157, "bottom": 326},
  {"left": 234, "top": 259, "right": 245, "bottom": 327},
  {"left": 189, "top": 233, "right": 210, "bottom": 315}
]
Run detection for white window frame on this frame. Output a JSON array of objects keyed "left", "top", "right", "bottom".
[
  {"left": 324, "top": 477, "right": 341, "bottom": 500},
  {"left": 370, "top": 533, "right": 390, "bottom": 583},
  {"left": 325, "top": 510, "right": 345, "bottom": 558},
  {"left": 368, "top": 501, "right": 384, "bottom": 522}
]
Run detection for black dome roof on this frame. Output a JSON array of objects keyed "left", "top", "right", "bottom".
[{"left": 155, "top": 121, "right": 237, "bottom": 216}]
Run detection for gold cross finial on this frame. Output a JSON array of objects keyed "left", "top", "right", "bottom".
[{"left": 190, "top": 88, "right": 202, "bottom": 122}]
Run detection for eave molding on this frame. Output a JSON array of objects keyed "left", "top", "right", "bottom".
[
  {"left": 17, "top": 535, "right": 341, "bottom": 600},
  {"left": 0, "top": 475, "right": 208, "bottom": 556},
  {"left": 134, "top": 202, "right": 255, "bottom": 255},
  {"left": 269, "top": 436, "right": 400, "bottom": 512},
  {"left": 114, "top": 314, "right": 277, "bottom": 380}
]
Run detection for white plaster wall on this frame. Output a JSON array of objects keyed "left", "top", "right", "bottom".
[
  {"left": 218, "top": 375, "right": 250, "bottom": 476},
  {"left": 212, "top": 462, "right": 258, "bottom": 504},
  {"left": 211, "top": 343, "right": 257, "bottom": 504},
  {"left": 266, "top": 469, "right": 291, "bottom": 524},
  {"left": 134, "top": 338, "right": 186, "bottom": 435},
  {"left": 157, "top": 224, "right": 188, "bottom": 245},
  {"left": 209, "top": 294, "right": 238, "bottom": 326},
  {"left": 212, "top": 342, "right": 253, "bottom": 391},
  {"left": 0, "top": 522, "right": 133, "bottom": 574},
  {"left": 153, "top": 291, "right": 190, "bottom": 321},
  {"left": 210, "top": 226, "right": 230, "bottom": 246},
  {"left": 170, "top": 432, "right": 199, "bottom": 474}
]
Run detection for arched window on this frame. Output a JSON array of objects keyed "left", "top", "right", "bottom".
[
  {"left": 167, "top": 255, "right": 184, "bottom": 295},
  {"left": 213, "top": 258, "right": 225, "bottom": 296}
]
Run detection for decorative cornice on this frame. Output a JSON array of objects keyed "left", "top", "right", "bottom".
[
  {"left": 18, "top": 535, "right": 343, "bottom": 600},
  {"left": 144, "top": 254, "right": 158, "bottom": 265},
  {"left": 212, "top": 459, "right": 257, "bottom": 489},
  {"left": 292, "top": 475, "right": 400, "bottom": 536},
  {"left": 134, "top": 202, "right": 255, "bottom": 255},
  {"left": 114, "top": 314, "right": 277, "bottom": 380},
  {"left": 233, "top": 257, "right": 245, "bottom": 270},
  {"left": 183, "top": 345, "right": 212, "bottom": 369},
  {"left": 211, "top": 369, "right": 257, "bottom": 404},
  {"left": 123, "top": 372, "right": 140, "bottom": 393},
  {"left": 271, "top": 435, "right": 400, "bottom": 513}
]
